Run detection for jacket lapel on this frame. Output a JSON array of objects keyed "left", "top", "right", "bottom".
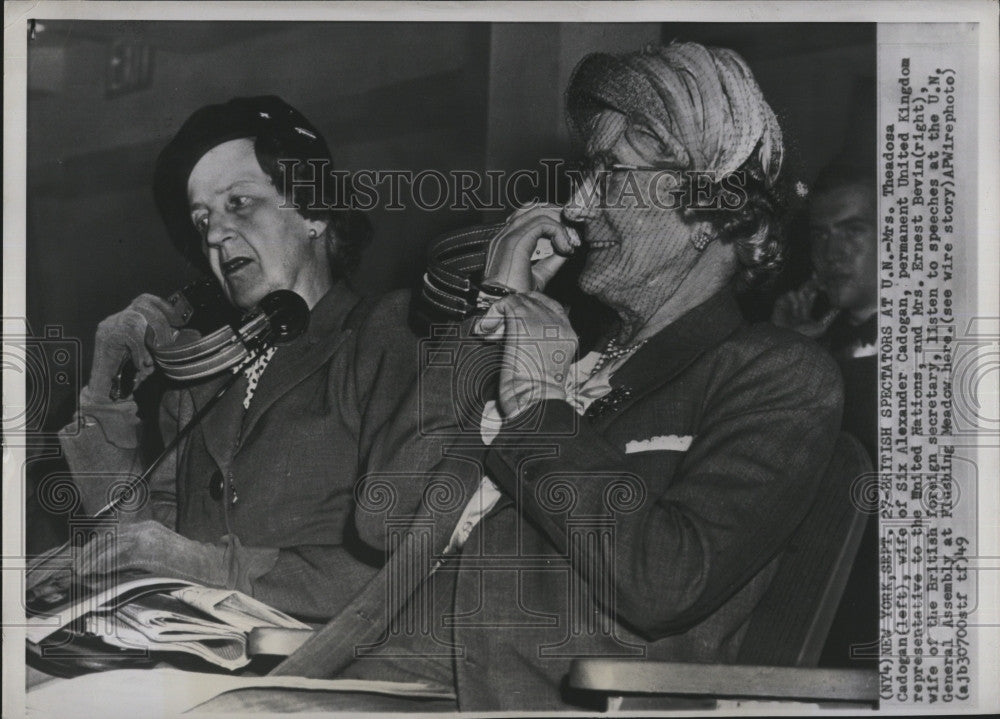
[
  {"left": 187, "top": 372, "right": 242, "bottom": 475},
  {"left": 184, "top": 282, "right": 362, "bottom": 471},
  {"left": 238, "top": 282, "right": 361, "bottom": 444},
  {"left": 588, "top": 288, "right": 745, "bottom": 426}
]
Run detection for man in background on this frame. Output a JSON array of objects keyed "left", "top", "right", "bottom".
[
  {"left": 772, "top": 162, "right": 877, "bottom": 457},
  {"left": 772, "top": 161, "right": 878, "bottom": 667}
]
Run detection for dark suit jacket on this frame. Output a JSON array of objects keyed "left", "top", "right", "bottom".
[
  {"left": 357, "top": 287, "right": 844, "bottom": 710},
  {"left": 61, "top": 283, "right": 419, "bottom": 620}
]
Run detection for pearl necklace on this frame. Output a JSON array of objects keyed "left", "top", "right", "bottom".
[{"left": 589, "top": 338, "right": 648, "bottom": 376}]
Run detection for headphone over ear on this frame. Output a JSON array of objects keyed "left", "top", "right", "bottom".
[{"left": 417, "top": 222, "right": 517, "bottom": 327}]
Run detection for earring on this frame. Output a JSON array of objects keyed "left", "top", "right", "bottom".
[{"left": 308, "top": 228, "right": 318, "bottom": 239}]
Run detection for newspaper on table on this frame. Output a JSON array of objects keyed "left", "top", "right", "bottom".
[{"left": 26, "top": 575, "right": 310, "bottom": 670}]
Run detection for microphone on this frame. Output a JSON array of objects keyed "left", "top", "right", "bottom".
[{"left": 256, "top": 289, "right": 309, "bottom": 344}]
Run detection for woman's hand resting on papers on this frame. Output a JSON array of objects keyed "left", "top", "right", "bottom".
[{"left": 27, "top": 521, "right": 247, "bottom": 601}]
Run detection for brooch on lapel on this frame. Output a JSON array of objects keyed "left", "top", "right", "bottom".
[
  {"left": 585, "top": 386, "right": 634, "bottom": 418},
  {"left": 625, "top": 434, "right": 694, "bottom": 454}
]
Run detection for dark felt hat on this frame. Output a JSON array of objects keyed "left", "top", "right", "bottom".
[{"left": 153, "top": 96, "right": 332, "bottom": 269}]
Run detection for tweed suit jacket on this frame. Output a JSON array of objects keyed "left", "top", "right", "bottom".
[
  {"left": 355, "top": 287, "right": 844, "bottom": 710},
  {"left": 60, "top": 283, "right": 420, "bottom": 620}
]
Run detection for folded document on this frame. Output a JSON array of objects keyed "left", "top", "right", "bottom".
[{"left": 26, "top": 576, "right": 310, "bottom": 671}]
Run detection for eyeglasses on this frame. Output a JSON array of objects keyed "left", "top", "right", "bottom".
[
  {"left": 564, "top": 154, "right": 683, "bottom": 206},
  {"left": 565, "top": 153, "right": 680, "bottom": 178}
]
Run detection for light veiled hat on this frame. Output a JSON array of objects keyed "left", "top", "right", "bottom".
[{"left": 566, "top": 42, "right": 784, "bottom": 186}]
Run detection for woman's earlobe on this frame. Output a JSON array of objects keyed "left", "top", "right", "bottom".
[{"left": 307, "top": 220, "right": 329, "bottom": 241}]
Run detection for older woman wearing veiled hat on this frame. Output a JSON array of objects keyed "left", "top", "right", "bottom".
[{"left": 316, "top": 42, "right": 850, "bottom": 712}]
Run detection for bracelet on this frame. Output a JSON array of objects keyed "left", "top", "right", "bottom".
[{"left": 475, "top": 284, "right": 512, "bottom": 313}]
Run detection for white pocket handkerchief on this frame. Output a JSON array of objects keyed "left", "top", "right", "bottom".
[{"left": 625, "top": 434, "right": 694, "bottom": 454}]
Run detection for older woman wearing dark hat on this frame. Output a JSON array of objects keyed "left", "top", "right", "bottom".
[{"left": 47, "top": 97, "right": 418, "bottom": 620}]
